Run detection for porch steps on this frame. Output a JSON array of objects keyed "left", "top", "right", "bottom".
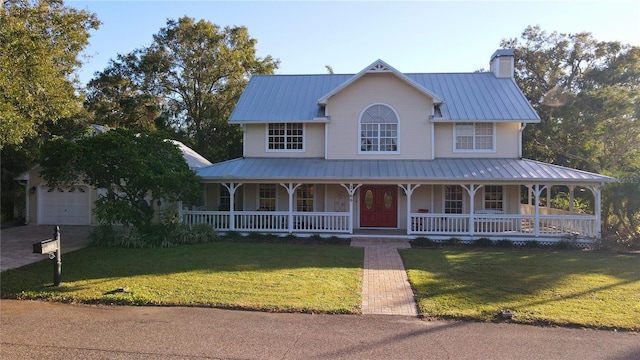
[{"left": 352, "top": 238, "right": 418, "bottom": 317}]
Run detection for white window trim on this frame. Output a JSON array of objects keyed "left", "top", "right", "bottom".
[
  {"left": 442, "top": 185, "right": 466, "bottom": 214},
  {"left": 453, "top": 122, "right": 497, "bottom": 153},
  {"left": 358, "top": 103, "right": 401, "bottom": 155},
  {"left": 265, "top": 123, "right": 306, "bottom": 153}
]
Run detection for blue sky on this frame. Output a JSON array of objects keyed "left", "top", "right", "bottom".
[{"left": 69, "top": 1, "right": 640, "bottom": 86}]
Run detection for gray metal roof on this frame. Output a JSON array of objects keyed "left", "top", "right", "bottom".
[
  {"left": 229, "top": 72, "right": 540, "bottom": 123},
  {"left": 196, "top": 158, "right": 613, "bottom": 184}
]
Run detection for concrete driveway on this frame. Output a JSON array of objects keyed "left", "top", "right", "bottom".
[{"left": 0, "top": 225, "right": 92, "bottom": 271}]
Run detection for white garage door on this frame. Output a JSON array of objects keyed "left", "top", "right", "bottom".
[{"left": 39, "top": 186, "right": 91, "bottom": 225}]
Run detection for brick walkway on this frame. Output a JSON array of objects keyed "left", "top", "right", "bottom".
[{"left": 351, "top": 239, "right": 418, "bottom": 316}]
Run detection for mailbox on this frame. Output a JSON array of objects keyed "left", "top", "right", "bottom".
[
  {"left": 31, "top": 226, "right": 62, "bottom": 286},
  {"left": 33, "top": 238, "right": 59, "bottom": 255}
]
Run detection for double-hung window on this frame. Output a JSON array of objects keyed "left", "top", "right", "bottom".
[
  {"left": 259, "top": 184, "right": 276, "bottom": 211},
  {"left": 267, "top": 123, "right": 304, "bottom": 151},
  {"left": 296, "top": 184, "right": 314, "bottom": 212},
  {"left": 444, "top": 185, "right": 464, "bottom": 214},
  {"left": 484, "top": 185, "right": 504, "bottom": 211},
  {"left": 455, "top": 123, "right": 495, "bottom": 151},
  {"left": 360, "top": 104, "right": 399, "bottom": 153}
]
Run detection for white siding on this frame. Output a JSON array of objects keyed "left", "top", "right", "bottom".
[
  {"left": 325, "top": 73, "right": 433, "bottom": 160},
  {"left": 244, "top": 123, "right": 325, "bottom": 158},
  {"left": 434, "top": 122, "right": 520, "bottom": 158}
]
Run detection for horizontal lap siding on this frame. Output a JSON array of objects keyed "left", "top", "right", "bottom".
[{"left": 326, "top": 73, "right": 433, "bottom": 160}]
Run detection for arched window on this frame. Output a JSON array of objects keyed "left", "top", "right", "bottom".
[{"left": 359, "top": 104, "right": 398, "bottom": 153}]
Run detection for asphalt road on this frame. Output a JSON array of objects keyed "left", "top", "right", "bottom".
[{"left": 1, "top": 300, "right": 638, "bottom": 360}]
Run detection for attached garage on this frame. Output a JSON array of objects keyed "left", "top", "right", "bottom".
[{"left": 38, "top": 185, "right": 91, "bottom": 225}]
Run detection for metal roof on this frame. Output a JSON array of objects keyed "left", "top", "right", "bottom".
[
  {"left": 229, "top": 71, "right": 540, "bottom": 123},
  {"left": 168, "top": 140, "right": 212, "bottom": 169},
  {"left": 196, "top": 158, "right": 613, "bottom": 184},
  {"left": 317, "top": 59, "right": 444, "bottom": 105}
]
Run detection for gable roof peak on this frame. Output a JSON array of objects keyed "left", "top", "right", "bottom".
[
  {"left": 366, "top": 59, "right": 393, "bottom": 73},
  {"left": 317, "top": 59, "right": 444, "bottom": 105}
]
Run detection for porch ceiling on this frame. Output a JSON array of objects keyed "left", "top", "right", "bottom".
[{"left": 196, "top": 158, "right": 614, "bottom": 185}]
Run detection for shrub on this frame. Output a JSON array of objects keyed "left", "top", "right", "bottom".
[
  {"left": 223, "top": 230, "right": 240, "bottom": 240},
  {"left": 552, "top": 240, "right": 576, "bottom": 250},
  {"left": 89, "top": 222, "right": 218, "bottom": 248},
  {"left": 447, "top": 237, "right": 463, "bottom": 247},
  {"left": 474, "top": 237, "right": 494, "bottom": 247},
  {"left": 495, "top": 239, "right": 514, "bottom": 248},
  {"left": 412, "top": 237, "right": 434, "bottom": 248},
  {"left": 524, "top": 240, "right": 540, "bottom": 248}
]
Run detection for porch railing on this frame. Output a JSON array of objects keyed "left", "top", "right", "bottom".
[
  {"left": 180, "top": 210, "right": 350, "bottom": 233},
  {"left": 293, "top": 212, "right": 350, "bottom": 233},
  {"left": 410, "top": 213, "right": 598, "bottom": 237},
  {"left": 181, "top": 210, "right": 598, "bottom": 237}
]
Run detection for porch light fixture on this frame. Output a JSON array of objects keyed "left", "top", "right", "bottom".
[{"left": 29, "top": 186, "right": 36, "bottom": 195}]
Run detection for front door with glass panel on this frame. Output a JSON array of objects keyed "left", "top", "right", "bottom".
[{"left": 360, "top": 185, "right": 397, "bottom": 227}]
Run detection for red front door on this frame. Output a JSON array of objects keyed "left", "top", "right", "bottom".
[{"left": 360, "top": 185, "right": 397, "bottom": 227}]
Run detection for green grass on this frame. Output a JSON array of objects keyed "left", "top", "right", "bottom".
[
  {"left": 1, "top": 242, "right": 363, "bottom": 314},
  {"left": 400, "top": 249, "right": 640, "bottom": 331}
]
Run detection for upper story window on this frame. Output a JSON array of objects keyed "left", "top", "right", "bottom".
[
  {"left": 454, "top": 122, "right": 495, "bottom": 152},
  {"left": 359, "top": 104, "right": 399, "bottom": 153},
  {"left": 267, "top": 123, "right": 304, "bottom": 151}
]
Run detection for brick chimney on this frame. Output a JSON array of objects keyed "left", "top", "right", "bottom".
[{"left": 490, "top": 49, "right": 514, "bottom": 79}]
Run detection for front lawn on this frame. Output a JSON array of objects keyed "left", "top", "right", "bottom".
[
  {"left": 1, "top": 242, "right": 363, "bottom": 314},
  {"left": 400, "top": 249, "right": 640, "bottom": 331}
]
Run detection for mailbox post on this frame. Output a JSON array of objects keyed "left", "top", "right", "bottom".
[{"left": 32, "top": 226, "right": 62, "bottom": 286}]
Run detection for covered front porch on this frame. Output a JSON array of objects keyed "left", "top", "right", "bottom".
[
  {"left": 180, "top": 182, "right": 603, "bottom": 242},
  {"left": 184, "top": 158, "right": 613, "bottom": 242}
]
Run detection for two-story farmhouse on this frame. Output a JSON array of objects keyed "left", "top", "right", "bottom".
[{"left": 183, "top": 49, "right": 614, "bottom": 243}]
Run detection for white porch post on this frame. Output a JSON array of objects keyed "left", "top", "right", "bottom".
[
  {"left": 532, "top": 184, "right": 546, "bottom": 237},
  {"left": 340, "top": 183, "right": 362, "bottom": 234},
  {"left": 399, "top": 184, "right": 421, "bottom": 235},
  {"left": 546, "top": 184, "right": 551, "bottom": 209},
  {"left": 222, "top": 183, "right": 242, "bottom": 231},
  {"left": 461, "top": 184, "right": 482, "bottom": 236},
  {"left": 280, "top": 183, "right": 301, "bottom": 234},
  {"left": 568, "top": 185, "right": 576, "bottom": 213},
  {"left": 587, "top": 184, "right": 602, "bottom": 237}
]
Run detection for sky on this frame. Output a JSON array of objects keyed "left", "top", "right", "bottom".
[{"left": 68, "top": 0, "right": 640, "bottom": 86}]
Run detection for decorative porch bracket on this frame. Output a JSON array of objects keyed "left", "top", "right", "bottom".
[
  {"left": 461, "top": 184, "right": 483, "bottom": 236},
  {"left": 340, "top": 183, "right": 362, "bottom": 234},
  {"left": 222, "top": 182, "right": 242, "bottom": 231},
  {"left": 532, "top": 184, "right": 547, "bottom": 237},
  {"left": 399, "top": 184, "right": 421, "bottom": 235},
  {"left": 280, "top": 183, "right": 302, "bottom": 233}
]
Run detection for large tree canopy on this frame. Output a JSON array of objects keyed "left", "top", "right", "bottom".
[
  {"left": 502, "top": 26, "right": 640, "bottom": 238},
  {"left": 86, "top": 17, "right": 280, "bottom": 162},
  {"left": 0, "top": 0, "right": 100, "bottom": 149},
  {"left": 40, "top": 129, "right": 202, "bottom": 228}
]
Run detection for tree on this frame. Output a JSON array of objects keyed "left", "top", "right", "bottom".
[
  {"left": 502, "top": 26, "right": 640, "bottom": 239},
  {"left": 0, "top": 0, "right": 100, "bottom": 149},
  {"left": 84, "top": 52, "right": 161, "bottom": 132},
  {"left": 39, "top": 129, "right": 201, "bottom": 229},
  {"left": 86, "top": 17, "right": 280, "bottom": 162},
  {"left": 1, "top": 0, "right": 99, "bottom": 222}
]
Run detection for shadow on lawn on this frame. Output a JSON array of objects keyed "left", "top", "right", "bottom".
[
  {"left": 399, "top": 249, "right": 640, "bottom": 324},
  {"left": 0, "top": 242, "right": 364, "bottom": 293}
]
